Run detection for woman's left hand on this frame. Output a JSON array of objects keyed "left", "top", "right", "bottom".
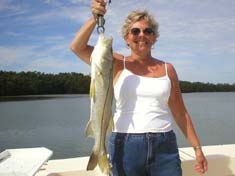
[{"left": 194, "top": 149, "right": 208, "bottom": 174}]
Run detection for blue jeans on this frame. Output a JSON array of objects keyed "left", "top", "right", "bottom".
[{"left": 108, "top": 130, "right": 182, "bottom": 176}]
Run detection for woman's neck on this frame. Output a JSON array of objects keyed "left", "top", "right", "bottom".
[{"left": 130, "top": 52, "right": 153, "bottom": 64}]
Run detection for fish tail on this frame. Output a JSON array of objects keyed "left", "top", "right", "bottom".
[
  {"left": 86, "top": 152, "right": 98, "bottom": 171},
  {"left": 98, "top": 153, "right": 111, "bottom": 174},
  {"left": 87, "top": 152, "right": 111, "bottom": 174}
]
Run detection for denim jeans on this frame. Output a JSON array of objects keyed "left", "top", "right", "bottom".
[{"left": 108, "top": 130, "right": 182, "bottom": 176}]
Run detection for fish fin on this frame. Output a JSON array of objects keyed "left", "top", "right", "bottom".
[
  {"left": 85, "top": 120, "right": 94, "bottom": 138},
  {"left": 86, "top": 152, "right": 98, "bottom": 171},
  {"left": 107, "top": 117, "right": 114, "bottom": 135},
  {"left": 98, "top": 154, "right": 111, "bottom": 174},
  {"left": 89, "top": 79, "right": 95, "bottom": 99}
]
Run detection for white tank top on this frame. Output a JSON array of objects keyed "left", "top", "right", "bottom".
[{"left": 113, "top": 57, "right": 173, "bottom": 133}]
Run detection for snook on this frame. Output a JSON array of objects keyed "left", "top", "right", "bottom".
[{"left": 86, "top": 33, "right": 114, "bottom": 175}]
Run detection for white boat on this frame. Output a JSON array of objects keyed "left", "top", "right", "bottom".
[
  {"left": 35, "top": 144, "right": 235, "bottom": 176},
  {"left": 1, "top": 144, "right": 234, "bottom": 176},
  {"left": 0, "top": 147, "right": 53, "bottom": 176}
]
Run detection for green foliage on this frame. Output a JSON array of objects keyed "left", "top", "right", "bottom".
[
  {"left": 0, "top": 71, "right": 90, "bottom": 96},
  {"left": 179, "top": 81, "right": 235, "bottom": 93},
  {"left": 0, "top": 71, "right": 234, "bottom": 96}
]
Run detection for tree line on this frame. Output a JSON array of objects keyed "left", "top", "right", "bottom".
[
  {"left": 0, "top": 71, "right": 234, "bottom": 96},
  {"left": 0, "top": 71, "right": 90, "bottom": 96}
]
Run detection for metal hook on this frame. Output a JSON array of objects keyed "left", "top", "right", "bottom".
[
  {"left": 96, "top": 0, "right": 111, "bottom": 34},
  {"left": 97, "top": 26, "right": 105, "bottom": 33},
  {"left": 97, "top": 14, "right": 105, "bottom": 34}
]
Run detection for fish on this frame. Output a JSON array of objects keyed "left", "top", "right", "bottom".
[{"left": 85, "top": 33, "right": 114, "bottom": 175}]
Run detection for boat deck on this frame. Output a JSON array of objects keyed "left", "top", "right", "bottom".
[{"left": 36, "top": 144, "right": 235, "bottom": 176}]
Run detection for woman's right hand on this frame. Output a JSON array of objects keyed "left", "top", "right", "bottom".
[{"left": 91, "top": 0, "right": 107, "bottom": 19}]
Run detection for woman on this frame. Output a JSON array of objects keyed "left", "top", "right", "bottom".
[{"left": 70, "top": 0, "right": 208, "bottom": 175}]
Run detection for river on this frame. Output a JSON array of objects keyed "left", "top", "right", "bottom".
[{"left": 0, "top": 92, "right": 234, "bottom": 159}]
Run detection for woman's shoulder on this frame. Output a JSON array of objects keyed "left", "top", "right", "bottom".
[
  {"left": 113, "top": 53, "right": 124, "bottom": 65},
  {"left": 165, "top": 62, "right": 175, "bottom": 70},
  {"left": 152, "top": 59, "right": 177, "bottom": 77},
  {"left": 113, "top": 53, "right": 124, "bottom": 61},
  {"left": 164, "top": 62, "right": 179, "bottom": 82},
  {"left": 153, "top": 58, "right": 177, "bottom": 79},
  {"left": 113, "top": 53, "right": 125, "bottom": 71}
]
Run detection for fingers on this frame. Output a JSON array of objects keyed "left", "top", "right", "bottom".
[
  {"left": 203, "top": 160, "right": 208, "bottom": 173},
  {"left": 91, "top": 0, "right": 107, "bottom": 18},
  {"left": 194, "top": 149, "right": 208, "bottom": 174},
  {"left": 194, "top": 160, "right": 208, "bottom": 174},
  {"left": 194, "top": 163, "right": 204, "bottom": 174}
]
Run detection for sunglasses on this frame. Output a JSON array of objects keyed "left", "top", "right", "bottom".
[{"left": 130, "top": 27, "right": 154, "bottom": 36}]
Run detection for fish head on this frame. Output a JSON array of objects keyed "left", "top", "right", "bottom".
[{"left": 92, "top": 34, "right": 113, "bottom": 66}]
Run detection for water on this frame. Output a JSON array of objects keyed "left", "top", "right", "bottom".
[{"left": 0, "top": 93, "right": 234, "bottom": 159}]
